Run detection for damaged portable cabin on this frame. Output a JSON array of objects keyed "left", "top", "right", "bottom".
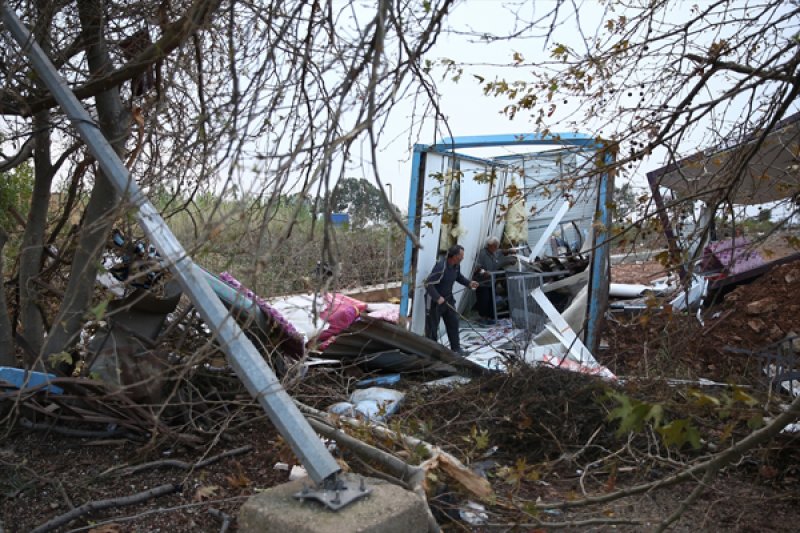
[
  {"left": 647, "top": 111, "right": 800, "bottom": 304},
  {"left": 399, "top": 133, "right": 615, "bottom": 357}
]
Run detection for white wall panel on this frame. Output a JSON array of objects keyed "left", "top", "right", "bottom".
[
  {"left": 410, "top": 154, "right": 509, "bottom": 334},
  {"left": 410, "top": 153, "right": 450, "bottom": 335}
]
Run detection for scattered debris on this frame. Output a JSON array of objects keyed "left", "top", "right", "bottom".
[
  {"left": 605, "top": 259, "right": 800, "bottom": 385},
  {"left": 328, "top": 387, "right": 405, "bottom": 422},
  {"left": 318, "top": 315, "right": 490, "bottom": 377},
  {"left": 0, "top": 368, "right": 62, "bottom": 395},
  {"left": 458, "top": 500, "right": 489, "bottom": 526},
  {"left": 701, "top": 236, "right": 765, "bottom": 276}
]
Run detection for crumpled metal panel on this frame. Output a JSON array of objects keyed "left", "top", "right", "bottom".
[{"left": 321, "top": 316, "right": 491, "bottom": 377}]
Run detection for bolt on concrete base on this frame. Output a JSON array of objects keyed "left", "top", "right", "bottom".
[{"left": 238, "top": 474, "right": 429, "bottom": 533}]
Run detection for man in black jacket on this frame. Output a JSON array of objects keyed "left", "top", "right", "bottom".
[{"left": 424, "top": 244, "right": 478, "bottom": 354}]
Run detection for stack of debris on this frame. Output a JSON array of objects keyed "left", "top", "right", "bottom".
[{"left": 604, "top": 259, "right": 800, "bottom": 389}]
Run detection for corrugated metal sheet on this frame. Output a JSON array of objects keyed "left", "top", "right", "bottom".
[{"left": 320, "top": 316, "right": 491, "bottom": 377}]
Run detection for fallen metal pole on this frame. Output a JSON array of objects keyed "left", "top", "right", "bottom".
[{"left": 1, "top": 4, "right": 340, "bottom": 484}]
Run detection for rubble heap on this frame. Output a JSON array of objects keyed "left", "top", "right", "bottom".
[{"left": 604, "top": 260, "right": 800, "bottom": 383}]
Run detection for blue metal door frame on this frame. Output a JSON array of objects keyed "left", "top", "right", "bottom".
[{"left": 400, "top": 133, "right": 613, "bottom": 352}]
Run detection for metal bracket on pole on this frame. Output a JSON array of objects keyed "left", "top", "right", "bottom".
[
  {"left": 295, "top": 476, "right": 372, "bottom": 511},
  {"left": 1, "top": 4, "right": 342, "bottom": 486}
]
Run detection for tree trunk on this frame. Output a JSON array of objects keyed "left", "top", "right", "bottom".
[
  {"left": 41, "top": 0, "right": 128, "bottom": 364},
  {"left": 17, "top": 0, "right": 56, "bottom": 365},
  {"left": 0, "top": 227, "right": 15, "bottom": 367},
  {"left": 18, "top": 110, "right": 52, "bottom": 365}
]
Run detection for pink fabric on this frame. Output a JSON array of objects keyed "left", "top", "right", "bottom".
[
  {"left": 219, "top": 271, "right": 305, "bottom": 357},
  {"left": 366, "top": 307, "right": 400, "bottom": 323},
  {"left": 540, "top": 354, "right": 616, "bottom": 380},
  {"left": 701, "top": 237, "right": 765, "bottom": 276},
  {"left": 321, "top": 293, "right": 367, "bottom": 320},
  {"left": 316, "top": 305, "right": 361, "bottom": 350}
]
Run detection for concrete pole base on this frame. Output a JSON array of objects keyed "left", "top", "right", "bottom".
[{"left": 238, "top": 474, "right": 429, "bottom": 533}]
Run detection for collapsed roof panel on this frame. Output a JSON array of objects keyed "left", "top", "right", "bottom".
[
  {"left": 320, "top": 315, "right": 490, "bottom": 377},
  {"left": 647, "top": 111, "right": 800, "bottom": 281},
  {"left": 647, "top": 112, "right": 800, "bottom": 205}
]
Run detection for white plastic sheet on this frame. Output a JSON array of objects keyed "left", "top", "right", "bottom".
[{"left": 327, "top": 387, "right": 405, "bottom": 422}]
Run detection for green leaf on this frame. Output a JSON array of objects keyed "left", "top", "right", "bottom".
[
  {"left": 719, "top": 421, "right": 735, "bottom": 441},
  {"left": 522, "top": 501, "right": 540, "bottom": 517},
  {"left": 732, "top": 387, "right": 758, "bottom": 407},
  {"left": 90, "top": 299, "right": 111, "bottom": 321},
  {"left": 689, "top": 389, "right": 721, "bottom": 407},
  {"left": 48, "top": 351, "right": 73, "bottom": 367},
  {"left": 605, "top": 390, "right": 663, "bottom": 436},
  {"left": 644, "top": 403, "right": 664, "bottom": 427},
  {"left": 746, "top": 413, "right": 764, "bottom": 430},
  {"left": 657, "top": 418, "right": 701, "bottom": 449},
  {"left": 475, "top": 428, "right": 490, "bottom": 450}
]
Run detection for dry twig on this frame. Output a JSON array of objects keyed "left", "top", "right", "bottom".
[
  {"left": 101, "top": 445, "right": 253, "bottom": 477},
  {"left": 208, "top": 507, "right": 232, "bottom": 533},
  {"left": 30, "top": 483, "right": 180, "bottom": 533}
]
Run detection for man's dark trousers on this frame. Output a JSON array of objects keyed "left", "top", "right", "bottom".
[{"left": 425, "top": 296, "right": 461, "bottom": 352}]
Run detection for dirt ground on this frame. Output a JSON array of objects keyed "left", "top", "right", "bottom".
[
  {"left": 3, "top": 259, "right": 800, "bottom": 531},
  {"left": 606, "top": 260, "right": 800, "bottom": 381},
  {"left": 0, "top": 419, "right": 288, "bottom": 532},
  {"left": 7, "top": 365, "right": 800, "bottom": 532}
]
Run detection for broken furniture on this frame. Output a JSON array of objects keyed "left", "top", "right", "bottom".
[
  {"left": 483, "top": 269, "right": 509, "bottom": 322},
  {"left": 87, "top": 281, "right": 182, "bottom": 403},
  {"left": 726, "top": 335, "right": 800, "bottom": 397}
]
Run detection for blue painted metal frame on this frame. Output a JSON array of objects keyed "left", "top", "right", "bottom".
[
  {"left": 430, "top": 132, "right": 598, "bottom": 151},
  {"left": 584, "top": 150, "right": 615, "bottom": 353},
  {"left": 400, "top": 132, "right": 613, "bottom": 351},
  {"left": 400, "top": 145, "right": 425, "bottom": 323}
]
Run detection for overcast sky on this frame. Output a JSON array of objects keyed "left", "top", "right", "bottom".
[
  {"left": 368, "top": 0, "right": 651, "bottom": 208},
  {"left": 359, "top": 0, "right": 798, "bottom": 218}
]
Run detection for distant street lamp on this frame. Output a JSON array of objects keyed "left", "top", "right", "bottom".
[{"left": 385, "top": 183, "right": 393, "bottom": 290}]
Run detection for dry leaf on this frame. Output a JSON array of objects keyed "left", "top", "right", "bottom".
[
  {"left": 335, "top": 458, "right": 351, "bottom": 473},
  {"left": 193, "top": 484, "right": 220, "bottom": 501},
  {"left": 226, "top": 472, "right": 251, "bottom": 489},
  {"left": 518, "top": 415, "right": 533, "bottom": 430}
]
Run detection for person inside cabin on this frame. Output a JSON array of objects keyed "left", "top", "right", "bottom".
[
  {"left": 474, "top": 236, "right": 517, "bottom": 325},
  {"left": 424, "top": 244, "right": 478, "bottom": 355}
]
